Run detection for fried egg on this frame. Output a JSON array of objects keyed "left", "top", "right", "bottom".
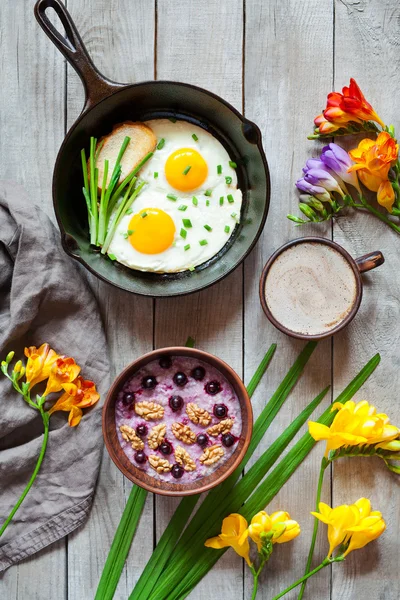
[{"left": 107, "top": 119, "right": 242, "bottom": 273}]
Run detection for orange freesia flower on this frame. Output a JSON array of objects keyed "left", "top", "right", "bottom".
[
  {"left": 348, "top": 132, "right": 398, "bottom": 212},
  {"left": 48, "top": 376, "right": 100, "bottom": 426},
  {"left": 314, "top": 78, "right": 385, "bottom": 134},
  {"left": 24, "top": 343, "right": 60, "bottom": 389},
  {"left": 43, "top": 356, "right": 81, "bottom": 397}
]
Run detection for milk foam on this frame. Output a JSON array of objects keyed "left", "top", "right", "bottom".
[{"left": 264, "top": 242, "right": 357, "bottom": 336}]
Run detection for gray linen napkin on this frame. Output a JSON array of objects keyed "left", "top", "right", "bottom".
[{"left": 0, "top": 182, "right": 109, "bottom": 571}]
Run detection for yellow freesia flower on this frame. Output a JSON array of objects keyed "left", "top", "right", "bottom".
[
  {"left": 308, "top": 400, "right": 400, "bottom": 456},
  {"left": 204, "top": 513, "right": 252, "bottom": 566},
  {"left": 48, "top": 376, "right": 100, "bottom": 426},
  {"left": 43, "top": 356, "right": 81, "bottom": 397},
  {"left": 248, "top": 510, "right": 300, "bottom": 552},
  {"left": 311, "top": 498, "right": 385, "bottom": 558},
  {"left": 24, "top": 343, "right": 60, "bottom": 389}
]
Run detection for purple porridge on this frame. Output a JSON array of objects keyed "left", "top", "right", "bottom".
[{"left": 115, "top": 355, "right": 242, "bottom": 483}]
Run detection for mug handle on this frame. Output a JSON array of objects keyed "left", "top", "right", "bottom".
[
  {"left": 34, "top": 0, "right": 125, "bottom": 113},
  {"left": 355, "top": 251, "right": 385, "bottom": 273}
]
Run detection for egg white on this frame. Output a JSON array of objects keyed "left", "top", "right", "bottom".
[{"left": 107, "top": 119, "right": 242, "bottom": 273}]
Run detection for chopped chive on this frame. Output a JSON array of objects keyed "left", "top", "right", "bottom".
[
  {"left": 224, "top": 225, "right": 230, "bottom": 233},
  {"left": 229, "top": 161, "right": 237, "bottom": 169},
  {"left": 154, "top": 172, "right": 159, "bottom": 179},
  {"left": 199, "top": 239, "right": 208, "bottom": 246},
  {"left": 123, "top": 233, "right": 128, "bottom": 239},
  {"left": 141, "top": 211, "right": 148, "bottom": 218},
  {"left": 206, "top": 200, "right": 210, "bottom": 206},
  {"left": 126, "top": 208, "right": 133, "bottom": 215},
  {"left": 178, "top": 205, "right": 188, "bottom": 211},
  {"left": 180, "top": 228, "right": 187, "bottom": 239},
  {"left": 182, "top": 219, "right": 192, "bottom": 228},
  {"left": 219, "top": 196, "right": 224, "bottom": 206},
  {"left": 127, "top": 230, "right": 134, "bottom": 235},
  {"left": 227, "top": 194, "right": 235, "bottom": 203},
  {"left": 204, "top": 224, "right": 212, "bottom": 232},
  {"left": 204, "top": 189, "right": 212, "bottom": 197},
  {"left": 188, "top": 265, "right": 195, "bottom": 271},
  {"left": 167, "top": 194, "right": 177, "bottom": 201},
  {"left": 192, "top": 196, "right": 198, "bottom": 206},
  {"left": 108, "top": 253, "right": 117, "bottom": 261},
  {"left": 217, "top": 165, "right": 222, "bottom": 174},
  {"left": 157, "top": 138, "right": 166, "bottom": 150},
  {"left": 184, "top": 244, "right": 191, "bottom": 251},
  {"left": 192, "top": 133, "right": 199, "bottom": 142},
  {"left": 169, "top": 117, "right": 177, "bottom": 123},
  {"left": 225, "top": 176, "right": 232, "bottom": 184},
  {"left": 183, "top": 165, "right": 192, "bottom": 175},
  {"left": 231, "top": 212, "right": 238, "bottom": 219}
]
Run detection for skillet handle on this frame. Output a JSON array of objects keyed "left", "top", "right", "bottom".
[{"left": 34, "top": 0, "right": 124, "bottom": 112}]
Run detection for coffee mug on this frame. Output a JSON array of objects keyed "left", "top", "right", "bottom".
[{"left": 259, "top": 237, "right": 384, "bottom": 340}]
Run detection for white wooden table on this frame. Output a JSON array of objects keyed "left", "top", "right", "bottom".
[{"left": 1, "top": 1, "right": 400, "bottom": 598}]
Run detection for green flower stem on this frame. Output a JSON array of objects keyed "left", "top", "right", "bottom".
[
  {"left": 0, "top": 407, "right": 49, "bottom": 538},
  {"left": 297, "top": 456, "right": 330, "bottom": 600},
  {"left": 250, "top": 559, "right": 267, "bottom": 600},
  {"left": 273, "top": 557, "right": 336, "bottom": 600},
  {"left": 354, "top": 195, "right": 400, "bottom": 234}
]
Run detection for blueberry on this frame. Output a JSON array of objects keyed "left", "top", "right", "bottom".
[
  {"left": 205, "top": 381, "right": 221, "bottom": 395},
  {"left": 142, "top": 375, "right": 157, "bottom": 389},
  {"left": 159, "top": 355, "right": 172, "bottom": 369},
  {"left": 196, "top": 433, "right": 209, "bottom": 447},
  {"left": 134, "top": 451, "right": 147, "bottom": 464},
  {"left": 171, "top": 464, "right": 184, "bottom": 479},
  {"left": 136, "top": 424, "right": 148, "bottom": 437},
  {"left": 222, "top": 433, "right": 235, "bottom": 447},
  {"left": 173, "top": 372, "right": 188, "bottom": 387},
  {"left": 160, "top": 441, "right": 172, "bottom": 455},
  {"left": 169, "top": 395, "right": 184, "bottom": 412},
  {"left": 122, "top": 392, "right": 135, "bottom": 406},
  {"left": 214, "top": 404, "right": 227, "bottom": 418},
  {"left": 191, "top": 366, "right": 205, "bottom": 381}
]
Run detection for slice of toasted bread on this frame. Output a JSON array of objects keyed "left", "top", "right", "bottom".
[{"left": 94, "top": 121, "right": 157, "bottom": 190}]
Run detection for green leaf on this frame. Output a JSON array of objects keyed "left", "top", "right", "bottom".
[{"left": 94, "top": 486, "right": 147, "bottom": 600}]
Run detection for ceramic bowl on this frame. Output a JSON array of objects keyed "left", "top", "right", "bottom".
[{"left": 102, "top": 346, "right": 253, "bottom": 496}]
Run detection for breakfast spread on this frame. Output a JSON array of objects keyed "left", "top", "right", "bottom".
[
  {"left": 115, "top": 355, "right": 242, "bottom": 483},
  {"left": 82, "top": 119, "right": 242, "bottom": 273},
  {"left": 263, "top": 241, "right": 358, "bottom": 336}
]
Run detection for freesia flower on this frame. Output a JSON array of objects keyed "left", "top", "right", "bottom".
[
  {"left": 48, "top": 376, "right": 100, "bottom": 426},
  {"left": 321, "top": 143, "right": 361, "bottom": 192},
  {"left": 43, "top": 356, "right": 81, "bottom": 397},
  {"left": 295, "top": 178, "right": 333, "bottom": 202},
  {"left": 205, "top": 513, "right": 252, "bottom": 566},
  {"left": 311, "top": 498, "right": 385, "bottom": 558},
  {"left": 248, "top": 510, "right": 300, "bottom": 552},
  {"left": 308, "top": 400, "right": 400, "bottom": 457},
  {"left": 314, "top": 78, "right": 385, "bottom": 135},
  {"left": 24, "top": 343, "right": 59, "bottom": 389},
  {"left": 304, "top": 168, "right": 346, "bottom": 197},
  {"left": 348, "top": 132, "right": 399, "bottom": 212}
]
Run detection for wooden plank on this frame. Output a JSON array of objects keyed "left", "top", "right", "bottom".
[
  {"left": 243, "top": 1, "right": 334, "bottom": 598},
  {"left": 0, "top": 0, "right": 66, "bottom": 598},
  {"left": 154, "top": 1, "right": 244, "bottom": 598},
  {"left": 333, "top": 1, "right": 400, "bottom": 599},
  {"left": 65, "top": 1, "right": 155, "bottom": 598}
]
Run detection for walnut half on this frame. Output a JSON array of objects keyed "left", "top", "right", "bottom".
[
  {"left": 199, "top": 444, "right": 224, "bottom": 466},
  {"left": 148, "top": 423, "right": 167, "bottom": 450},
  {"left": 119, "top": 424, "right": 144, "bottom": 451},
  {"left": 171, "top": 422, "right": 196, "bottom": 444},
  {"left": 175, "top": 445, "right": 196, "bottom": 472},
  {"left": 148, "top": 455, "right": 172, "bottom": 473},
  {"left": 135, "top": 401, "right": 164, "bottom": 421},
  {"left": 186, "top": 402, "right": 212, "bottom": 426},
  {"left": 207, "top": 418, "right": 234, "bottom": 437}
]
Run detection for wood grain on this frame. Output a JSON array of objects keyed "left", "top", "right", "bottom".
[
  {"left": 154, "top": 1, "right": 245, "bottom": 598},
  {"left": 333, "top": 1, "right": 400, "bottom": 599},
  {"left": 243, "top": 0, "right": 333, "bottom": 597}
]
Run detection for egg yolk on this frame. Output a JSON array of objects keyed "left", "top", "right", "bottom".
[
  {"left": 128, "top": 208, "right": 175, "bottom": 254},
  {"left": 165, "top": 148, "right": 208, "bottom": 191}
]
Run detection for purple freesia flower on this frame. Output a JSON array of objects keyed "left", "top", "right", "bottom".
[
  {"left": 321, "top": 143, "right": 360, "bottom": 191},
  {"left": 303, "top": 158, "right": 327, "bottom": 174},
  {"left": 295, "top": 178, "right": 331, "bottom": 202},
  {"left": 304, "top": 168, "right": 345, "bottom": 197}
]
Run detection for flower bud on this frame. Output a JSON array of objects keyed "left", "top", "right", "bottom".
[
  {"left": 299, "top": 203, "right": 318, "bottom": 221},
  {"left": 287, "top": 214, "right": 306, "bottom": 224},
  {"left": 13, "top": 360, "right": 22, "bottom": 374},
  {"left": 6, "top": 351, "right": 15, "bottom": 364}
]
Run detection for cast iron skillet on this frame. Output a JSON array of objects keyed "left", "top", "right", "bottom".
[{"left": 34, "top": 0, "right": 270, "bottom": 297}]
